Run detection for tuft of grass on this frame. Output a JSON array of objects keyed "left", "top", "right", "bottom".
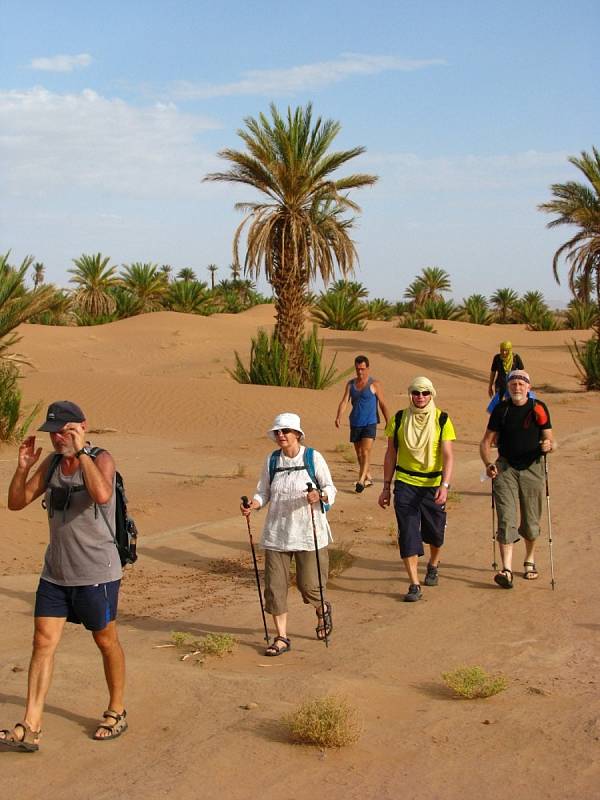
[
  {"left": 199, "top": 632, "right": 236, "bottom": 657},
  {"left": 233, "top": 462, "right": 247, "bottom": 478},
  {"left": 284, "top": 695, "right": 361, "bottom": 748},
  {"left": 442, "top": 666, "right": 508, "bottom": 699},
  {"left": 328, "top": 542, "right": 355, "bottom": 578},
  {"left": 171, "top": 630, "right": 197, "bottom": 648}
]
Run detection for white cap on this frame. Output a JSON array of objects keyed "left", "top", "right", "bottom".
[{"left": 268, "top": 412, "right": 305, "bottom": 442}]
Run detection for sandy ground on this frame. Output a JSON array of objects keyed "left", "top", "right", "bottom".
[{"left": 1, "top": 307, "right": 599, "bottom": 799}]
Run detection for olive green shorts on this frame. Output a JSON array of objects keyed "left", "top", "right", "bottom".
[
  {"left": 263, "top": 548, "right": 329, "bottom": 616},
  {"left": 493, "top": 457, "right": 544, "bottom": 544}
]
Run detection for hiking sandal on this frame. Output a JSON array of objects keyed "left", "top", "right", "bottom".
[
  {"left": 316, "top": 601, "right": 333, "bottom": 640},
  {"left": 265, "top": 636, "right": 291, "bottom": 657},
  {"left": 93, "top": 709, "right": 128, "bottom": 741},
  {"left": 494, "top": 569, "right": 513, "bottom": 589},
  {"left": 523, "top": 561, "right": 539, "bottom": 580},
  {"left": 0, "top": 721, "right": 41, "bottom": 752}
]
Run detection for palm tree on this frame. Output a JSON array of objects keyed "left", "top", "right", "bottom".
[
  {"left": 0, "top": 252, "right": 60, "bottom": 362},
  {"left": 33, "top": 262, "right": 45, "bottom": 288},
  {"left": 458, "top": 294, "right": 492, "bottom": 325},
  {"left": 207, "top": 264, "right": 218, "bottom": 290},
  {"left": 204, "top": 103, "right": 377, "bottom": 376},
  {"left": 230, "top": 263, "right": 241, "bottom": 282},
  {"left": 69, "top": 253, "right": 120, "bottom": 317},
  {"left": 120, "top": 262, "right": 168, "bottom": 313},
  {"left": 167, "top": 280, "right": 213, "bottom": 314},
  {"left": 538, "top": 147, "right": 600, "bottom": 336},
  {"left": 404, "top": 267, "right": 451, "bottom": 307},
  {"left": 160, "top": 264, "right": 173, "bottom": 282},
  {"left": 177, "top": 267, "right": 196, "bottom": 282},
  {"left": 490, "top": 287, "right": 519, "bottom": 323}
]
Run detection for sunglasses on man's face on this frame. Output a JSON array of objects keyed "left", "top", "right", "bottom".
[
  {"left": 274, "top": 428, "right": 294, "bottom": 435},
  {"left": 411, "top": 390, "right": 431, "bottom": 397}
]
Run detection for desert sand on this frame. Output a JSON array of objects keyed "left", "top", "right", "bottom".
[{"left": 1, "top": 306, "right": 599, "bottom": 799}]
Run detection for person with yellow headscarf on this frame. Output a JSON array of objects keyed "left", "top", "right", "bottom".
[
  {"left": 487, "top": 341, "right": 524, "bottom": 412},
  {"left": 378, "top": 377, "right": 456, "bottom": 602}
]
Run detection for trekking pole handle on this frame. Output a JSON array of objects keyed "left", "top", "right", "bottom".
[{"left": 241, "top": 495, "right": 250, "bottom": 509}]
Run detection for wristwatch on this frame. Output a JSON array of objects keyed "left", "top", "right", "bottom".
[
  {"left": 441, "top": 481, "right": 450, "bottom": 489},
  {"left": 75, "top": 446, "right": 93, "bottom": 458}
]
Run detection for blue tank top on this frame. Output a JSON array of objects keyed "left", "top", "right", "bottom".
[{"left": 349, "top": 377, "right": 379, "bottom": 426}]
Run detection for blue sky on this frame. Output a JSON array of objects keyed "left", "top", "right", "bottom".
[{"left": 1, "top": 0, "right": 598, "bottom": 306}]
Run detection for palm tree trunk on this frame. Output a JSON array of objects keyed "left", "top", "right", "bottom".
[{"left": 272, "top": 272, "right": 308, "bottom": 378}]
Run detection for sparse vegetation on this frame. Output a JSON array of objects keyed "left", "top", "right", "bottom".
[
  {"left": 284, "top": 695, "right": 361, "bottom": 748},
  {"left": 170, "top": 630, "right": 237, "bottom": 659},
  {"left": 328, "top": 542, "right": 355, "bottom": 577},
  {"left": 442, "top": 666, "right": 508, "bottom": 699}
]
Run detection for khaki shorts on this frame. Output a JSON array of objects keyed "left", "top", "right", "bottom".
[
  {"left": 263, "top": 548, "right": 329, "bottom": 616},
  {"left": 493, "top": 457, "right": 544, "bottom": 544}
]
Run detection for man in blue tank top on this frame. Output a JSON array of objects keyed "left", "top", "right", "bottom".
[
  {"left": 335, "top": 355, "right": 389, "bottom": 492},
  {"left": 1, "top": 401, "right": 128, "bottom": 753}
]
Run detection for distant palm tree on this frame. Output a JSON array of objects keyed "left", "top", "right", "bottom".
[
  {"left": 459, "top": 294, "right": 492, "bottom": 325},
  {"left": 204, "top": 102, "right": 377, "bottom": 377},
  {"left": 490, "top": 287, "right": 519, "bottom": 323},
  {"left": 160, "top": 265, "right": 173, "bottom": 281},
  {"left": 69, "top": 253, "right": 120, "bottom": 317},
  {"left": 207, "top": 263, "right": 218, "bottom": 290},
  {"left": 33, "top": 262, "right": 45, "bottom": 288},
  {"left": 121, "top": 262, "right": 168, "bottom": 313},
  {"left": 177, "top": 267, "right": 196, "bottom": 282},
  {"left": 168, "top": 280, "right": 213, "bottom": 314},
  {"left": 230, "top": 263, "right": 241, "bottom": 282},
  {"left": 405, "top": 267, "right": 451, "bottom": 307},
  {"left": 538, "top": 147, "right": 600, "bottom": 335}
]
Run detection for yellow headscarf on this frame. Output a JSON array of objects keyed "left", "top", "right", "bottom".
[
  {"left": 403, "top": 376, "right": 438, "bottom": 468},
  {"left": 500, "top": 341, "right": 513, "bottom": 374}
]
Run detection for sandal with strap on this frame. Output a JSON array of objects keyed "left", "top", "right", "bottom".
[
  {"left": 93, "top": 709, "right": 128, "bottom": 741},
  {"left": 316, "top": 600, "right": 333, "bottom": 640},
  {"left": 523, "top": 561, "right": 539, "bottom": 580},
  {"left": 494, "top": 568, "right": 514, "bottom": 589},
  {"left": 265, "top": 636, "right": 291, "bottom": 657},
  {"left": 0, "top": 721, "right": 41, "bottom": 752}
]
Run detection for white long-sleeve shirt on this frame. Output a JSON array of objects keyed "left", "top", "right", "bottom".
[{"left": 253, "top": 445, "right": 336, "bottom": 551}]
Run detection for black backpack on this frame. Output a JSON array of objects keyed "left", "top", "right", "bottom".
[{"left": 45, "top": 447, "right": 138, "bottom": 567}]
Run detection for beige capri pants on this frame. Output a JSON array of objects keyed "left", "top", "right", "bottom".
[
  {"left": 493, "top": 457, "right": 544, "bottom": 544},
  {"left": 264, "top": 548, "right": 329, "bottom": 616}
]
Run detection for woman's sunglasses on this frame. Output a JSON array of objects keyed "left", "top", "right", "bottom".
[
  {"left": 274, "top": 428, "right": 294, "bottom": 435},
  {"left": 411, "top": 390, "right": 431, "bottom": 397}
]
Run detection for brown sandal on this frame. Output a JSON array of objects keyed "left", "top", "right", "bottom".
[
  {"left": 0, "top": 721, "right": 41, "bottom": 752},
  {"left": 93, "top": 709, "right": 128, "bottom": 741}
]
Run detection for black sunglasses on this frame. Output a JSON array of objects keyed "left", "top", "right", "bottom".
[
  {"left": 274, "top": 428, "right": 294, "bottom": 435},
  {"left": 411, "top": 390, "right": 431, "bottom": 397}
]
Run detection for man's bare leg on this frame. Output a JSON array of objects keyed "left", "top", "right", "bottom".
[
  {"left": 0, "top": 616, "right": 66, "bottom": 745},
  {"left": 354, "top": 438, "right": 375, "bottom": 486},
  {"left": 92, "top": 621, "right": 126, "bottom": 738}
]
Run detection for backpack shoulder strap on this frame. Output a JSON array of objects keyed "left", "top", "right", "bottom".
[
  {"left": 45, "top": 453, "right": 63, "bottom": 487},
  {"left": 268, "top": 450, "right": 280, "bottom": 484},
  {"left": 393, "top": 409, "right": 404, "bottom": 451},
  {"left": 438, "top": 410, "right": 448, "bottom": 442},
  {"left": 303, "top": 447, "right": 330, "bottom": 513}
]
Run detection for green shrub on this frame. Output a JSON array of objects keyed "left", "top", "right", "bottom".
[
  {"left": 417, "top": 297, "right": 460, "bottom": 320},
  {"left": 230, "top": 326, "right": 350, "bottom": 389},
  {"left": 569, "top": 338, "right": 600, "bottom": 389},
  {"left": 442, "top": 666, "right": 508, "bottom": 699},
  {"left": 397, "top": 315, "right": 436, "bottom": 333},
  {"left": 284, "top": 695, "right": 361, "bottom": 747},
  {"left": 312, "top": 289, "right": 368, "bottom": 331},
  {"left": 565, "top": 300, "right": 598, "bottom": 330},
  {"left": 0, "top": 363, "right": 40, "bottom": 443},
  {"left": 364, "top": 298, "right": 394, "bottom": 320},
  {"left": 459, "top": 294, "right": 492, "bottom": 325},
  {"left": 200, "top": 632, "right": 236, "bottom": 657}
]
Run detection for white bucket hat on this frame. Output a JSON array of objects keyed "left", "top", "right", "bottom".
[{"left": 268, "top": 412, "right": 305, "bottom": 442}]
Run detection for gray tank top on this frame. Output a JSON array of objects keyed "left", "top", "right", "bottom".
[{"left": 41, "top": 455, "right": 122, "bottom": 586}]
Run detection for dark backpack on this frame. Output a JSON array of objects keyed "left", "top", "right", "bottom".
[
  {"left": 45, "top": 448, "right": 138, "bottom": 567},
  {"left": 392, "top": 408, "right": 449, "bottom": 480},
  {"left": 268, "top": 447, "right": 330, "bottom": 512}
]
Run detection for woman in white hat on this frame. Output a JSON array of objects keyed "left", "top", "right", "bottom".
[{"left": 241, "top": 412, "right": 336, "bottom": 656}]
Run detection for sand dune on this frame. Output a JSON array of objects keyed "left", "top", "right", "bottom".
[{"left": 1, "top": 310, "right": 598, "bottom": 799}]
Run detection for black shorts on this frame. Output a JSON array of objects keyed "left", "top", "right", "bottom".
[
  {"left": 34, "top": 578, "right": 120, "bottom": 631},
  {"left": 349, "top": 424, "right": 377, "bottom": 443},
  {"left": 393, "top": 481, "right": 446, "bottom": 558}
]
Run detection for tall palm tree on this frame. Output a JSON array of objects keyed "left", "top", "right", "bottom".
[
  {"left": 177, "top": 267, "right": 196, "bottom": 282},
  {"left": 405, "top": 266, "right": 451, "bottom": 307},
  {"left": 68, "top": 253, "right": 120, "bottom": 317},
  {"left": 538, "top": 147, "right": 600, "bottom": 335},
  {"left": 230, "top": 263, "right": 241, "bottom": 282},
  {"left": 490, "top": 287, "right": 519, "bottom": 323},
  {"left": 160, "top": 264, "right": 173, "bottom": 282},
  {"left": 33, "top": 262, "right": 45, "bottom": 288},
  {"left": 207, "top": 263, "right": 218, "bottom": 290},
  {"left": 121, "top": 262, "right": 168, "bottom": 313},
  {"left": 204, "top": 103, "right": 377, "bottom": 376}
]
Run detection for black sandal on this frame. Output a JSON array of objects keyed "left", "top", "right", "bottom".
[
  {"left": 316, "top": 601, "right": 333, "bottom": 640},
  {"left": 523, "top": 561, "right": 539, "bottom": 580},
  {"left": 494, "top": 568, "right": 514, "bottom": 589},
  {"left": 265, "top": 636, "right": 291, "bottom": 657}
]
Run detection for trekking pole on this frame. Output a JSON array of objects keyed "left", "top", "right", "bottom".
[
  {"left": 543, "top": 456, "right": 556, "bottom": 591},
  {"left": 306, "top": 482, "right": 329, "bottom": 648},
  {"left": 241, "top": 496, "right": 270, "bottom": 643},
  {"left": 491, "top": 478, "right": 498, "bottom": 571}
]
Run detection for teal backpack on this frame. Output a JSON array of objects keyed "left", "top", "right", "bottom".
[{"left": 268, "top": 447, "right": 330, "bottom": 512}]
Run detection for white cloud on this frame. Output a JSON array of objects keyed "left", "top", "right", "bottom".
[
  {"left": 29, "top": 53, "right": 93, "bottom": 72},
  {"left": 171, "top": 53, "right": 446, "bottom": 99},
  {"left": 0, "top": 87, "right": 221, "bottom": 199}
]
